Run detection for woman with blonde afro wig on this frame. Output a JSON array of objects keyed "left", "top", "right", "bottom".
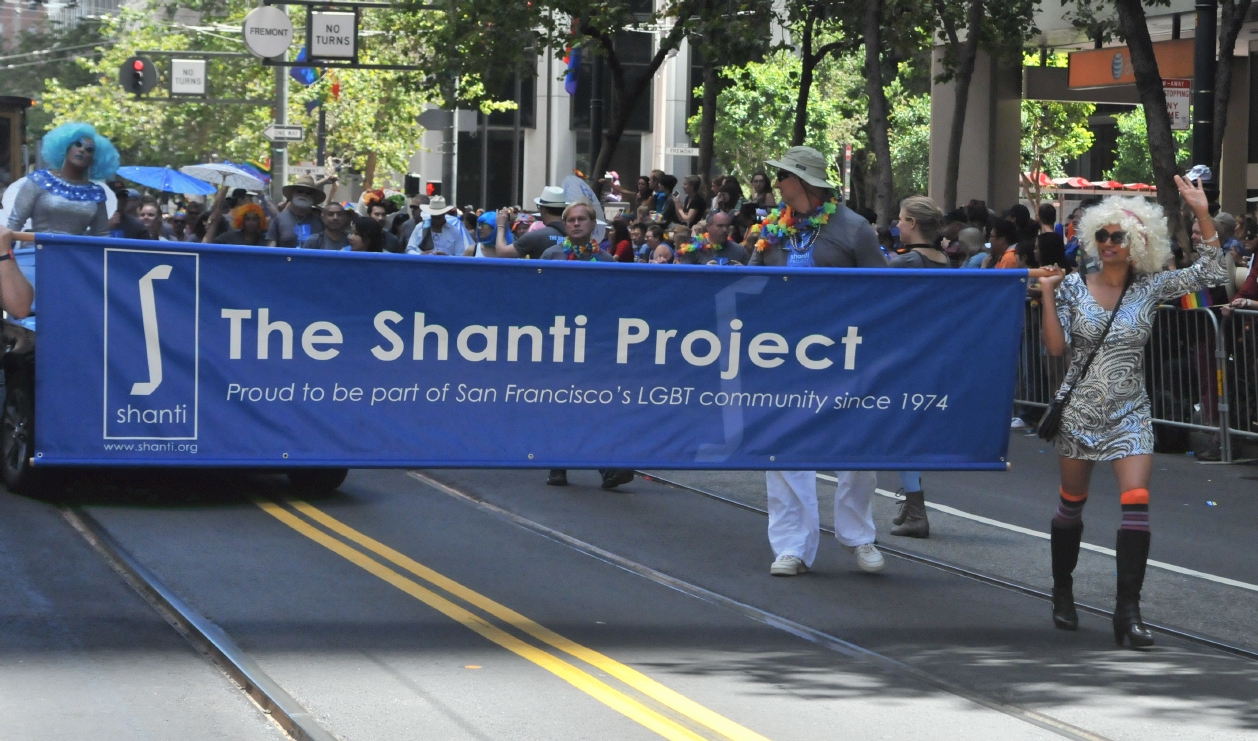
[{"left": 1037, "top": 177, "right": 1228, "bottom": 649}]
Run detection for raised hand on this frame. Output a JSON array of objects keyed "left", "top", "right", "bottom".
[{"left": 1175, "top": 174, "right": 1209, "bottom": 216}]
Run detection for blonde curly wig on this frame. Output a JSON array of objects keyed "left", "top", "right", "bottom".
[{"left": 1077, "top": 196, "right": 1172, "bottom": 275}]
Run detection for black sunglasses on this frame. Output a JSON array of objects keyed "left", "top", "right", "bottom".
[
  {"left": 776, "top": 169, "right": 794, "bottom": 183},
  {"left": 1094, "top": 229, "right": 1127, "bottom": 245}
]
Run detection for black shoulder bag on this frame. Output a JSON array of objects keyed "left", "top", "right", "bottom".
[{"left": 1037, "top": 273, "right": 1132, "bottom": 441}]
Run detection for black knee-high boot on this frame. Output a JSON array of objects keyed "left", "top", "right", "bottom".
[
  {"left": 1050, "top": 522, "right": 1083, "bottom": 630},
  {"left": 1113, "top": 529, "right": 1155, "bottom": 648}
]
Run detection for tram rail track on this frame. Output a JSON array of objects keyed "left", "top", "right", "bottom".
[
  {"left": 61, "top": 506, "right": 337, "bottom": 741},
  {"left": 634, "top": 471, "right": 1258, "bottom": 663},
  {"left": 58, "top": 466, "right": 1256, "bottom": 741},
  {"left": 413, "top": 470, "right": 1118, "bottom": 741}
]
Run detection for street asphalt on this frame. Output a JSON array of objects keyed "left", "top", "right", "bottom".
[
  {"left": 0, "top": 479, "right": 286, "bottom": 741},
  {"left": 0, "top": 431, "right": 1254, "bottom": 740}
]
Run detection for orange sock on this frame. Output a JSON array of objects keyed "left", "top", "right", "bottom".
[{"left": 1120, "top": 488, "right": 1150, "bottom": 532}]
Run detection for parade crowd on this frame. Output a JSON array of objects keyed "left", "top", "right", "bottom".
[{"left": 1, "top": 122, "right": 1240, "bottom": 653}]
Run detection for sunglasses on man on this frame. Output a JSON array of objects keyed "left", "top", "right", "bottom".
[{"left": 776, "top": 169, "right": 795, "bottom": 183}]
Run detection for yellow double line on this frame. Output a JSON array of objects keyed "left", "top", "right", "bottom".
[{"left": 255, "top": 498, "right": 771, "bottom": 741}]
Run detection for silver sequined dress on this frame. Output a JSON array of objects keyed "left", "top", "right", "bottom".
[
  {"left": 1052, "top": 244, "right": 1228, "bottom": 460},
  {"left": 6, "top": 169, "right": 109, "bottom": 235}
]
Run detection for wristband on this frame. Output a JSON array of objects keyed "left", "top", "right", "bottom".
[
  {"left": 1203, "top": 234, "right": 1221, "bottom": 244},
  {"left": 0, "top": 251, "right": 11, "bottom": 262}
]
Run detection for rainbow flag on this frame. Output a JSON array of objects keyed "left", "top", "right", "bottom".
[{"left": 1180, "top": 289, "right": 1212, "bottom": 310}]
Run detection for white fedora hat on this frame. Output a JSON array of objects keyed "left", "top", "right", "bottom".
[
  {"left": 765, "top": 146, "right": 836, "bottom": 190},
  {"left": 533, "top": 185, "right": 569, "bottom": 208}
]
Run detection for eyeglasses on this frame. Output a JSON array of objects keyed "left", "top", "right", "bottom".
[
  {"left": 1094, "top": 229, "right": 1127, "bottom": 245},
  {"left": 776, "top": 169, "right": 794, "bottom": 183}
]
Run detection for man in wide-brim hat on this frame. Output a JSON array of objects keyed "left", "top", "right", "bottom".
[
  {"left": 281, "top": 174, "right": 327, "bottom": 205},
  {"left": 486, "top": 185, "right": 571, "bottom": 259},
  {"left": 405, "top": 195, "right": 474, "bottom": 256},
  {"left": 268, "top": 175, "right": 327, "bottom": 247},
  {"left": 751, "top": 145, "right": 890, "bottom": 579}
]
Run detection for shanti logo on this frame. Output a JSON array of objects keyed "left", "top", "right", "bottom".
[
  {"left": 130, "top": 265, "right": 172, "bottom": 395},
  {"left": 103, "top": 249, "right": 199, "bottom": 440}
]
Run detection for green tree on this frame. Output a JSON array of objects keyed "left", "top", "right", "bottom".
[
  {"left": 781, "top": 1, "right": 856, "bottom": 147},
  {"left": 686, "top": 50, "right": 864, "bottom": 183},
  {"left": 539, "top": 0, "right": 702, "bottom": 190},
  {"left": 932, "top": 0, "right": 1038, "bottom": 210},
  {"left": 1106, "top": 108, "right": 1191, "bottom": 184},
  {"left": 1068, "top": 0, "right": 1185, "bottom": 242},
  {"left": 888, "top": 87, "right": 930, "bottom": 200},
  {"left": 690, "top": 0, "right": 776, "bottom": 180},
  {"left": 40, "top": 0, "right": 430, "bottom": 180},
  {"left": 1021, "top": 99, "right": 1094, "bottom": 208},
  {"left": 0, "top": 17, "right": 106, "bottom": 136}
]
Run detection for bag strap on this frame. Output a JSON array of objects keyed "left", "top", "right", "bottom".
[{"left": 1056, "top": 271, "right": 1133, "bottom": 407}]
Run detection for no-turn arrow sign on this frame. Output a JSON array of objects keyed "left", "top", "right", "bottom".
[{"left": 263, "top": 124, "right": 305, "bottom": 142}]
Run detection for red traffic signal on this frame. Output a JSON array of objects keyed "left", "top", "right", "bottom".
[{"left": 119, "top": 55, "right": 157, "bottom": 95}]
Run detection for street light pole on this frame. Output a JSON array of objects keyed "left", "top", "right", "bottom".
[{"left": 1192, "top": 0, "right": 1217, "bottom": 196}]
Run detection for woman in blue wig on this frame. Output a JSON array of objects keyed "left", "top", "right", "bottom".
[{"left": 6, "top": 122, "right": 119, "bottom": 235}]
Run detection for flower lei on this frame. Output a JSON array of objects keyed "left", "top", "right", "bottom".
[
  {"left": 677, "top": 233, "right": 725, "bottom": 255},
  {"left": 754, "top": 198, "right": 839, "bottom": 252},
  {"left": 561, "top": 238, "right": 600, "bottom": 260}
]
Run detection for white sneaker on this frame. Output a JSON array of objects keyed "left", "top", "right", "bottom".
[
  {"left": 1010, "top": 417, "right": 1030, "bottom": 430},
  {"left": 851, "top": 543, "right": 885, "bottom": 573},
  {"left": 770, "top": 554, "right": 808, "bottom": 576}
]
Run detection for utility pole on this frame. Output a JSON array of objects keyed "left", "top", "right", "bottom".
[
  {"left": 511, "top": 62, "right": 522, "bottom": 207},
  {"left": 545, "top": 43, "right": 553, "bottom": 186},
  {"left": 479, "top": 111, "right": 488, "bottom": 209},
  {"left": 589, "top": 53, "right": 603, "bottom": 181},
  {"left": 316, "top": 104, "right": 327, "bottom": 166},
  {"left": 450, "top": 106, "right": 459, "bottom": 206},
  {"left": 271, "top": 51, "right": 288, "bottom": 201},
  {"left": 1192, "top": 0, "right": 1217, "bottom": 197}
]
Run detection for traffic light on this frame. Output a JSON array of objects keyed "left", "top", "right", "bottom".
[{"left": 119, "top": 55, "right": 157, "bottom": 95}]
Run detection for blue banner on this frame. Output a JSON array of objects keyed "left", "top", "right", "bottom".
[{"left": 34, "top": 236, "right": 1027, "bottom": 470}]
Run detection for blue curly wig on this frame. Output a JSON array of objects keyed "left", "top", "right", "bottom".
[{"left": 41, "top": 122, "right": 119, "bottom": 181}]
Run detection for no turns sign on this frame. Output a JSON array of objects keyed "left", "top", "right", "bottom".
[{"left": 309, "top": 11, "right": 357, "bottom": 61}]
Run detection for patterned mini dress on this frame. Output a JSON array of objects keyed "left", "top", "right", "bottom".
[{"left": 1052, "top": 244, "right": 1228, "bottom": 460}]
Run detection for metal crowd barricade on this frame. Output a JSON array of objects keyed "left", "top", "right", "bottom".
[
  {"left": 1014, "top": 300, "right": 1232, "bottom": 462},
  {"left": 1221, "top": 309, "right": 1258, "bottom": 449},
  {"left": 1014, "top": 299, "right": 1066, "bottom": 410}
]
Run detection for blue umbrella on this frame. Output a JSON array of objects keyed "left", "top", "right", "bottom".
[{"left": 116, "top": 165, "right": 217, "bottom": 195}]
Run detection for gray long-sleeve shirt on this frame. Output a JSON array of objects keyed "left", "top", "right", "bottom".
[{"left": 6, "top": 170, "right": 109, "bottom": 235}]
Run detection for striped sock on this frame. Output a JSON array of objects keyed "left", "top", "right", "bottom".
[
  {"left": 1053, "top": 487, "right": 1088, "bottom": 527},
  {"left": 1120, "top": 488, "right": 1150, "bottom": 532}
]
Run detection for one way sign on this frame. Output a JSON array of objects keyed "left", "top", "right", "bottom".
[{"left": 263, "top": 124, "right": 304, "bottom": 142}]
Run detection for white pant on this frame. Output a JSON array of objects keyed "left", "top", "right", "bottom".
[{"left": 766, "top": 470, "right": 877, "bottom": 567}]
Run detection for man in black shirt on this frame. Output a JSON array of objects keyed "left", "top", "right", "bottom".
[
  {"left": 369, "top": 202, "right": 404, "bottom": 253},
  {"left": 490, "top": 185, "right": 569, "bottom": 259}
]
